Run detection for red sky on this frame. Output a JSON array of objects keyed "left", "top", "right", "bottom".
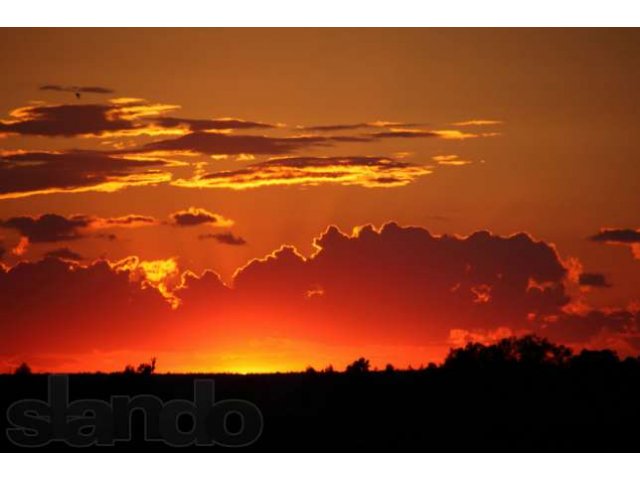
[{"left": 0, "top": 28, "right": 639, "bottom": 373}]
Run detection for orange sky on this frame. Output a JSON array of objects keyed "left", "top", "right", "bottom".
[{"left": 0, "top": 29, "right": 639, "bottom": 373}]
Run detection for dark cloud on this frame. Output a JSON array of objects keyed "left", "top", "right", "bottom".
[
  {"left": 0, "top": 150, "right": 171, "bottom": 199},
  {"left": 0, "top": 99, "right": 180, "bottom": 138},
  {"left": 153, "top": 117, "right": 275, "bottom": 132},
  {"left": 579, "top": 273, "right": 612, "bottom": 288},
  {"left": 44, "top": 247, "right": 84, "bottom": 261},
  {"left": 0, "top": 242, "right": 5, "bottom": 259},
  {"left": 0, "top": 214, "right": 92, "bottom": 243},
  {"left": 40, "top": 85, "right": 115, "bottom": 94},
  {"left": 0, "top": 103, "right": 135, "bottom": 137},
  {"left": 0, "top": 257, "right": 174, "bottom": 356},
  {"left": 173, "top": 156, "right": 432, "bottom": 190},
  {"left": 1, "top": 222, "right": 639, "bottom": 368},
  {"left": 199, "top": 232, "right": 247, "bottom": 246},
  {"left": 538, "top": 309, "right": 640, "bottom": 345},
  {"left": 232, "top": 224, "right": 570, "bottom": 339},
  {"left": 589, "top": 228, "right": 640, "bottom": 244},
  {"left": 170, "top": 207, "right": 232, "bottom": 227},
  {"left": 137, "top": 131, "right": 336, "bottom": 156},
  {"left": 369, "top": 130, "right": 438, "bottom": 139},
  {"left": 0, "top": 213, "right": 159, "bottom": 243}
]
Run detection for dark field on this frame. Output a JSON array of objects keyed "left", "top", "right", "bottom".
[{"left": 3, "top": 337, "right": 640, "bottom": 452}]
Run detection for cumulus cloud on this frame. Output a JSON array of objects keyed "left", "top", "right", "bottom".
[
  {"left": 1, "top": 222, "right": 639, "bottom": 370},
  {"left": 199, "top": 232, "right": 247, "bottom": 246},
  {"left": 173, "top": 156, "right": 433, "bottom": 190},
  {"left": 169, "top": 207, "right": 233, "bottom": 227},
  {"left": 0, "top": 150, "right": 172, "bottom": 200},
  {"left": 0, "top": 257, "right": 175, "bottom": 356}
]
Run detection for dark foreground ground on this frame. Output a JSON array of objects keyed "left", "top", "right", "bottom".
[{"left": 2, "top": 360, "right": 640, "bottom": 452}]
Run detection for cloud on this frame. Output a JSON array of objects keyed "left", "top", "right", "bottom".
[
  {"left": 232, "top": 224, "right": 569, "bottom": 334},
  {"left": 40, "top": 84, "right": 115, "bottom": 94},
  {"left": 152, "top": 117, "right": 275, "bottom": 132},
  {"left": 590, "top": 228, "right": 640, "bottom": 259},
  {"left": 0, "top": 213, "right": 159, "bottom": 243},
  {"left": 0, "top": 150, "right": 172, "bottom": 200},
  {"left": 452, "top": 119, "right": 503, "bottom": 127},
  {"left": 12, "top": 236, "right": 29, "bottom": 256},
  {"left": 137, "top": 131, "right": 336, "bottom": 156},
  {"left": 173, "top": 156, "right": 433, "bottom": 190},
  {"left": 0, "top": 242, "right": 5, "bottom": 259},
  {"left": 589, "top": 228, "right": 640, "bottom": 244},
  {"left": 369, "top": 130, "right": 438, "bottom": 139},
  {"left": 0, "top": 103, "right": 135, "bottom": 137},
  {"left": 578, "top": 273, "right": 612, "bottom": 288},
  {"left": 1, "top": 222, "right": 640, "bottom": 370},
  {"left": 0, "top": 257, "right": 176, "bottom": 356},
  {"left": 432, "top": 155, "right": 473, "bottom": 166},
  {"left": 44, "top": 247, "right": 84, "bottom": 261},
  {"left": 0, "top": 99, "right": 180, "bottom": 138},
  {"left": 90, "top": 215, "right": 158, "bottom": 229},
  {"left": 199, "top": 232, "right": 247, "bottom": 246},
  {"left": 170, "top": 207, "right": 233, "bottom": 227},
  {"left": 0, "top": 214, "right": 92, "bottom": 243}
]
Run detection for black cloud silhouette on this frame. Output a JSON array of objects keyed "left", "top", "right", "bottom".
[
  {"left": 199, "top": 232, "right": 247, "bottom": 245},
  {"left": 0, "top": 150, "right": 170, "bottom": 199},
  {"left": 0, "top": 214, "right": 92, "bottom": 243},
  {"left": 170, "top": 208, "right": 231, "bottom": 227},
  {"left": 590, "top": 228, "right": 640, "bottom": 243},
  {"left": 0, "top": 103, "right": 134, "bottom": 137},
  {"left": 153, "top": 117, "right": 275, "bottom": 131},
  {"left": 137, "top": 131, "right": 335, "bottom": 156}
]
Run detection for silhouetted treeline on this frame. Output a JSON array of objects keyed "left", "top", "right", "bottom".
[{"left": 3, "top": 335, "right": 640, "bottom": 452}]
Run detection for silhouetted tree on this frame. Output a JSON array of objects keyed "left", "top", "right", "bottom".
[
  {"left": 571, "top": 349, "right": 619, "bottom": 369},
  {"left": 322, "top": 364, "right": 335, "bottom": 374},
  {"left": 384, "top": 363, "right": 395, "bottom": 373},
  {"left": 305, "top": 366, "right": 317, "bottom": 375},
  {"left": 14, "top": 362, "right": 32, "bottom": 375},
  {"left": 346, "top": 357, "right": 370, "bottom": 374},
  {"left": 444, "top": 335, "right": 572, "bottom": 369},
  {"left": 136, "top": 357, "right": 157, "bottom": 375}
]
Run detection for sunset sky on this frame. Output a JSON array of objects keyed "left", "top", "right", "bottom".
[{"left": 1, "top": 28, "right": 639, "bottom": 373}]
